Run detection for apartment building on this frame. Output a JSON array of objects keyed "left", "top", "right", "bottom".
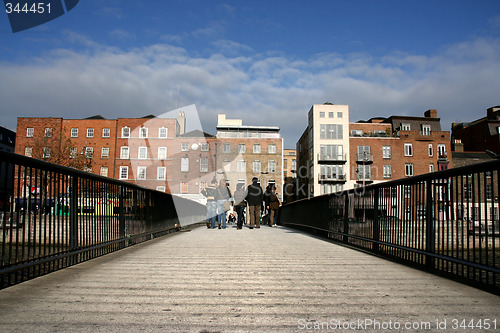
[
  {"left": 16, "top": 114, "right": 183, "bottom": 193},
  {"left": 216, "top": 114, "right": 283, "bottom": 196},
  {"left": 296, "top": 103, "right": 350, "bottom": 197},
  {"left": 296, "top": 104, "right": 452, "bottom": 199}
]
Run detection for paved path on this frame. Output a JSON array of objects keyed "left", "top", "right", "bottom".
[{"left": 0, "top": 224, "right": 499, "bottom": 332}]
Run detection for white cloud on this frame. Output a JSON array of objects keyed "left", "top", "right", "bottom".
[{"left": 1, "top": 34, "right": 499, "bottom": 147}]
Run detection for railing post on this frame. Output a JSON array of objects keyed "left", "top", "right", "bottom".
[
  {"left": 69, "top": 176, "right": 79, "bottom": 264},
  {"left": 119, "top": 186, "right": 125, "bottom": 248},
  {"left": 425, "top": 179, "right": 435, "bottom": 268},
  {"left": 343, "top": 192, "right": 349, "bottom": 243},
  {"left": 373, "top": 188, "right": 380, "bottom": 252}
]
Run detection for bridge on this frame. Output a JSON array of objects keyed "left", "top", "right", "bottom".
[
  {"left": 1, "top": 224, "right": 499, "bottom": 332},
  {"left": 0, "top": 151, "right": 499, "bottom": 332}
]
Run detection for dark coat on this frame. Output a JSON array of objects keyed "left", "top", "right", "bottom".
[{"left": 245, "top": 182, "right": 263, "bottom": 206}]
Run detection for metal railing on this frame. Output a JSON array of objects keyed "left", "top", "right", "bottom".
[
  {"left": 279, "top": 160, "right": 500, "bottom": 294},
  {"left": 0, "top": 151, "right": 206, "bottom": 289}
]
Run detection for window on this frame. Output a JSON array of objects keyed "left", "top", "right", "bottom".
[
  {"left": 401, "top": 123, "right": 411, "bottom": 130},
  {"left": 405, "top": 163, "right": 414, "bottom": 176},
  {"left": 383, "top": 165, "right": 392, "bottom": 178},
  {"left": 238, "top": 144, "right": 246, "bottom": 153},
  {"left": 320, "top": 144, "right": 343, "bottom": 160},
  {"left": 69, "top": 147, "right": 77, "bottom": 159},
  {"left": 101, "top": 147, "right": 109, "bottom": 158},
  {"left": 119, "top": 166, "right": 128, "bottom": 179},
  {"left": 421, "top": 124, "right": 431, "bottom": 135},
  {"left": 237, "top": 160, "right": 246, "bottom": 172},
  {"left": 222, "top": 160, "right": 231, "bottom": 172},
  {"left": 320, "top": 112, "right": 325, "bottom": 118},
  {"left": 180, "top": 181, "right": 189, "bottom": 194},
  {"left": 429, "top": 164, "right": 434, "bottom": 173},
  {"left": 437, "top": 144, "right": 446, "bottom": 157},
  {"left": 137, "top": 166, "right": 147, "bottom": 180},
  {"left": 158, "top": 127, "right": 167, "bottom": 138},
  {"left": 121, "top": 127, "right": 130, "bottom": 138},
  {"left": 253, "top": 144, "right": 261, "bottom": 153},
  {"left": 223, "top": 143, "right": 231, "bottom": 153},
  {"left": 486, "top": 184, "right": 493, "bottom": 200},
  {"left": 337, "top": 112, "right": 343, "bottom": 118},
  {"left": 26, "top": 128, "right": 34, "bottom": 137},
  {"left": 100, "top": 167, "right": 108, "bottom": 177},
  {"left": 25, "top": 147, "right": 32, "bottom": 157},
  {"left": 428, "top": 144, "right": 433, "bottom": 157},
  {"left": 351, "top": 130, "right": 363, "bottom": 137},
  {"left": 357, "top": 165, "right": 370, "bottom": 180},
  {"left": 181, "top": 143, "right": 189, "bottom": 151},
  {"left": 87, "top": 128, "right": 94, "bottom": 138},
  {"left": 44, "top": 128, "right": 52, "bottom": 137},
  {"left": 139, "top": 127, "right": 148, "bottom": 138},
  {"left": 138, "top": 147, "right": 147, "bottom": 159},
  {"left": 157, "top": 167, "right": 166, "bottom": 180},
  {"left": 253, "top": 160, "right": 261, "bottom": 173},
  {"left": 181, "top": 157, "right": 189, "bottom": 172},
  {"left": 201, "top": 143, "right": 209, "bottom": 151},
  {"left": 268, "top": 144, "right": 276, "bottom": 154},
  {"left": 268, "top": 160, "right": 276, "bottom": 173},
  {"left": 71, "top": 128, "right": 78, "bottom": 137},
  {"left": 320, "top": 124, "right": 343, "bottom": 139},
  {"left": 328, "top": 112, "right": 334, "bottom": 118},
  {"left": 382, "top": 146, "right": 391, "bottom": 159},
  {"left": 43, "top": 147, "right": 51, "bottom": 159},
  {"left": 199, "top": 181, "right": 208, "bottom": 193},
  {"left": 464, "top": 183, "right": 472, "bottom": 200},
  {"left": 358, "top": 146, "right": 370, "bottom": 161},
  {"left": 120, "top": 146, "right": 129, "bottom": 159},
  {"left": 85, "top": 147, "right": 93, "bottom": 158},
  {"left": 156, "top": 186, "right": 166, "bottom": 192},
  {"left": 404, "top": 143, "right": 413, "bottom": 156},
  {"left": 200, "top": 157, "right": 208, "bottom": 172},
  {"left": 158, "top": 147, "right": 167, "bottom": 160},
  {"left": 102, "top": 128, "right": 110, "bottom": 138}
]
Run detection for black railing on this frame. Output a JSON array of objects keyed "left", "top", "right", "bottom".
[
  {"left": 0, "top": 151, "right": 205, "bottom": 289},
  {"left": 279, "top": 160, "right": 500, "bottom": 294}
]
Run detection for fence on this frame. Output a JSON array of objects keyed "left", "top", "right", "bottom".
[
  {"left": 0, "top": 151, "right": 206, "bottom": 289},
  {"left": 279, "top": 160, "right": 500, "bottom": 294}
]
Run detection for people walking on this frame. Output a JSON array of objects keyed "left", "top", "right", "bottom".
[
  {"left": 201, "top": 178, "right": 218, "bottom": 228},
  {"left": 245, "top": 177, "right": 263, "bottom": 229},
  {"left": 268, "top": 185, "right": 281, "bottom": 227},
  {"left": 233, "top": 183, "right": 247, "bottom": 230},
  {"left": 215, "top": 179, "right": 232, "bottom": 229}
]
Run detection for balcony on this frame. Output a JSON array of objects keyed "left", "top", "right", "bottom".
[
  {"left": 318, "top": 173, "right": 346, "bottom": 183},
  {"left": 317, "top": 153, "right": 347, "bottom": 164},
  {"left": 356, "top": 153, "right": 373, "bottom": 164},
  {"left": 356, "top": 173, "right": 373, "bottom": 183}
]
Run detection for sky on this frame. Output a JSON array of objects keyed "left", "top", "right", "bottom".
[{"left": 1, "top": 0, "right": 500, "bottom": 148}]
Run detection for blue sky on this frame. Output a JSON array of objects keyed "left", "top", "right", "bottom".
[{"left": 1, "top": 0, "right": 500, "bottom": 147}]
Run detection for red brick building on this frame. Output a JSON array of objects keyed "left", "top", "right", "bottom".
[{"left": 349, "top": 109, "right": 452, "bottom": 187}]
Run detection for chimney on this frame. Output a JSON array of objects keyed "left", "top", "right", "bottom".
[
  {"left": 424, "top": 109, "right": 437, "bottom": 118},
  {"left": 487, "top": 106, "right": 500, "bottom": 120}
]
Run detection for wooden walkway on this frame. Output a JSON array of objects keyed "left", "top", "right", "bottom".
[{"left": 0, "top": 224, "right": 499, "bottom": 332}]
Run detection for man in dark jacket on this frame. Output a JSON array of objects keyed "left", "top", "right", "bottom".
[{"left": 245, "top": 177, "right": 263, "bottom": 229}]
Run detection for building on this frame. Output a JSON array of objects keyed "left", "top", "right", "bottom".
[
  {"left": 216, "top": 114, "right": 283, "bottom": 197},
  {"left": 16, "top": 113, "right": 185, "bottom": 193},
  {"left": 0, "top": 126, "right": 15, "bottom": 153},
  {"left": 452, "top": 106, "right": 500, "bottom": 154},
  {"left": 283, "top": 148, "right": 297, "bottom": 203},
  {"left": 296, "top": 104, "right": 452, "bottom": 199},
  {"left": 296, "top": 103, "right": 350, "bottom": 198}
]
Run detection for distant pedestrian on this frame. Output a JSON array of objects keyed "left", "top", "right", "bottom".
[
  {"left": 268, "top": 185, "right": 280, "bottom": 227},
  {"left": 245, "top": 177, "right": 263, "bottom": 229},
  {"left": 263, "top": 185, "right": 272, "bottom": 225},
  {"left": 215, "top": 179, "right": 232, "bottom": 229},
  {"left": 201, "top": 178, "right": 218, "bottom": 228},
  {"left": 233, "top": 183, "right": 247, "bottom": 230}
]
